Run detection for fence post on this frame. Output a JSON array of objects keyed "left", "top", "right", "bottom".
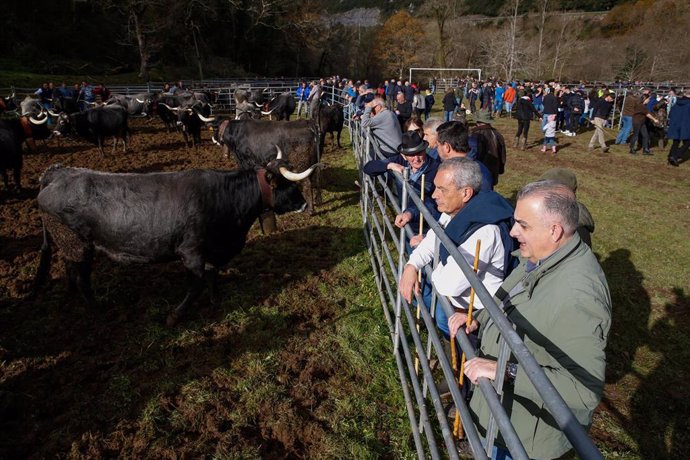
[{"left": 393, "top": 169, "right": 410, "bottom": 355}]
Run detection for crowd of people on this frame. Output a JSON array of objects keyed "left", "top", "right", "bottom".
[
  {"left": 33, "top": 81, "right": 113, "bottom": 112},
  {"left": 348, "top": 74, "right": 653, "bottom": 459},
  {"left": 341, "top": 75, "right": 690, "bottom": 166}
]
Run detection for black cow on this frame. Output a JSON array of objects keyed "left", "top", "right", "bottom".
[
  {"left": 154, "top": 94, "right": 181, "bottom": 131},
  {"left": 0, "top": 93, "right": 18, "bottom": 114},
  {"left": 20, "top": 96, "right": 43, "bottom": 117},
  {"left": 106, "top": 93, "right": 152, "bottom": 117},
  {"left": 317, "top": 104, "right": 344, "bottom": 149},
  {"left": 261, "top": 93, "right": 296, "bottom": 121},
  {"left": 212, "top": 119, "right": 322, "bottom": 213},
  {"left": 50, "top": 96, "right": 80, "bottom": 115},
  {"left": 0, "top": 110, "right": 53, "bottom": 157},
  {"left": 33, "top": 153, "right": 318, "bottom": 325},
  {"left": 159, "top": 101, "right": 214, "bottom": 147},
  {"left": 0, "top": 119, "right": 24, "bottom": 194},
  {"left": 54, "top": 105, "right": 130, "bottom": 156},
  {"left": 233, "top": 88, "right": 267, "bottom": 120}
]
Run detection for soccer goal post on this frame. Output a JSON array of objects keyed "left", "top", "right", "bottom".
[{"left": 409, "top": 67, "right": 482, "bottom": 93}]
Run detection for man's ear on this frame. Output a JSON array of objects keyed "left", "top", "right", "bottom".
[
  {"left": 462, "top": 187, "right": 475, "bottom": 203},
  {"left": 550, "top": 223, "right": 565, "bottom": 242}
]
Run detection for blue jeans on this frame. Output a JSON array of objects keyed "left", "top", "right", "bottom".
[
  {"left": 444, "top": 111, "right": 454, "bottom": 122},
  {"left": 420, "top": 278, "right": 450, "bottom": 338},
  {"left": 616, "top": 115, "right": 632, "bottom": 144}
]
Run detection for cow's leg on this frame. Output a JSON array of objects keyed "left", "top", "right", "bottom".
[
  {"left": 76, "top": 248, "right": 96, "bottom": 308},
  {"left": 124, "top": 129, "right": 130, "bottom": 152},
  {"left": 259, "top": 210, "right": 278, "bottom": 235},
  {"left": 98, "top": 136, "right": 105, "bottom": 157},
  {"left": 167, "top": 270, "right": 204, "bottom": 327},
  {"left": 205, "top": 267, "right": 220, "bottom": 306},
  {"left": 112, "top": 136, "right": 117, "bottom": 155},
  {"left": 12, "top": 167, "right": 21, "bottom": 195},
  {"left": 1, "top": 170, "right": 8, "bottom": 192},
  {"left": 65, "top": 260, "right": 79, "bottom": 294},
  {"left": 337, "top": 130, "right": 342, "bottom": 148}
]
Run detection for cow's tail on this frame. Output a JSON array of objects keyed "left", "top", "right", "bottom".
[
  {"left": 311, "top": 121, "right": 323, "bottom": 207},
  {"left": 31, "top": 164, "right": 63, "bottom": 297},
  {"left": 30, "top": 216, "right": 52, "bottom": 298}
]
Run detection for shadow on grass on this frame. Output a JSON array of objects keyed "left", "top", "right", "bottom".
[
  {"left": 601, "top": 248, "right": 650, "bottom": 384},
  {"left": 599, "top": 250, "right": 690, "bottom": 457},
  {"left": 629, "top": 287, "right": 690, "bottom": 459},
  {"left": 0, "top": 225, "right": 363, "bottom": 458}
]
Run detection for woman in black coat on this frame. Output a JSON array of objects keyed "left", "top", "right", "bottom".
[{"left": 514, "top": 93, "right": 542, "bottom": 150}]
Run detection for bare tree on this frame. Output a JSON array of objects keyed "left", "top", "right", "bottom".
[
  {"left": 98, "top": 0, "right": 170, "bottom": 80},
  {"left": 507, "top": 0, "right": 520, "bottom": 81},
  {"left": 420, "top": 0, "right": 459, "bottom": 68},
  {"left": 537, "top": 0, "right": 549, "bottom": 77}
]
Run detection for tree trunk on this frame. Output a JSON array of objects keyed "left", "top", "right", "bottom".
[
  {"left": 552, "top": 21, "right": 567, "bottom": 78},
  {"left": 537, "top": 0, "right": 548, "bottom": 77},
  {"left": 131, "top": 10, "right": 149, "bottom": 81},
  {"left": 507, "top": 0, "right": 519, "bottom": 81},
  {"left": 435, "top": 10, "right": 447, "bottom": 68}
]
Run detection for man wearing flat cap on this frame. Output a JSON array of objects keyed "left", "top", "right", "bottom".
[{"left": 363, "top": 131, "right": 441, "bottom": 230}]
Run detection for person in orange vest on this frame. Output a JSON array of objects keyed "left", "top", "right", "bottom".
[{"left": 503, "top": 84, "right": 517, "bottom": 118}]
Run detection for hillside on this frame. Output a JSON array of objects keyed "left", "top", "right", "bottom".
[{"left": 1, "top": 0, "right": 685, "bottom": 84}]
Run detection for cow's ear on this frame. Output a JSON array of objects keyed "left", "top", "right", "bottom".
[{"left": 264, "top": 170, "right": 276, "bottom": 185}]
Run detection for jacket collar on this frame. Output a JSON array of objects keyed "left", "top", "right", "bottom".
[{"left": 499, "top": 233, "right": 582, "bottom": 301}]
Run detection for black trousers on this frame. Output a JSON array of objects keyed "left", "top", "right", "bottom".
[
  {"left": 570, "top": 111, "right": 581, "bottom": 132},
  {"left": 516, "top": 119, "right": 531, "bottom": 138},
  {"left": 631, "top": 122, "right": 649, "bottom": 152},
  {"left": 669, "top": 139, "right": 690, "bottom": 160}
]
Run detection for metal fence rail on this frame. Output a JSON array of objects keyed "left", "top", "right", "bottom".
[
  {"left": 0, "top": 77, "right": 345, "bottom": 114},
  {"left": 351, "top": 120, "right": 604, "bottom": 459}
]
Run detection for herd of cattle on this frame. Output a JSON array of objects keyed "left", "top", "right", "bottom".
[{"left": 0, "top": 86, "right": 346, "bottom": 325}]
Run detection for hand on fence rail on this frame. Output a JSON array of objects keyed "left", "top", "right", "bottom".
[
  {"left": 399, "top": 265, "right": 420, "bottom": 304},
  {"left": 448, "top": 312, "right": 479, "bottom": 338}
]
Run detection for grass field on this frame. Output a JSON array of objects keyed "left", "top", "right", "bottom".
[{"left": 0, "top": 100, "right": 688, "bottom": 458}]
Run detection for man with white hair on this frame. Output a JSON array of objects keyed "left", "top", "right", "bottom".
[
  {"left": 361, "top": 97, "right": 403, "bottom": 158},
  {"left": 449, "top": 180, "right": 612, "bottom": 460},
  {"left": 400, "top": 157, "right": 516, "bottom": 338}
]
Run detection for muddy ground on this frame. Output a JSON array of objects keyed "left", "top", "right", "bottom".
[{"left": 0, "top": 117, "right": 374, "bottom": 458}]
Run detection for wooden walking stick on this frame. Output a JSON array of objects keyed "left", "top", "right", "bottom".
[
  {"left": 414, "top": 174, "right": 425, "bottom": 375},
  {"left": 453, "top": 239, "right": 482, "bottom": 440}
]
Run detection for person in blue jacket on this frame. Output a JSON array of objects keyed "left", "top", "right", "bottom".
[
  {"left": 363, "top": 131, "right": 441, "bottom": 232},
  {"left": 295, "top": 81, "right": 310, "bottom": 118}
]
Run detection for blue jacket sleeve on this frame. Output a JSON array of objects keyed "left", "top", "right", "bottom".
[{"left": 362, "top": 155, "right": 405, "bottom": 177}]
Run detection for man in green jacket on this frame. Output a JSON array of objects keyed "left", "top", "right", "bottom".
[{"left": 449, "top": 180, "right": 611, "bottom": 459}]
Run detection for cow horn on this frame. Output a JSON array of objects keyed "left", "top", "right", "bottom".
[
  {"left": 254, "top": 102, "right": 263, "bottom": 108},
  {"left": 29, "top": 114, "right": 49, "bottom": 125},
  {"left": 279, "top": 163, "right": 320, "bottom": 182},
  {"left": 196, "top": 112, "right": 214, "bottom": 123},
  {"left": 159, "top": 103, "right": 179, "bottom": 112},
  {"left": 47, "top": 109, "right": 60, "bottom": 117},
  {"left": 135, "top": 98, "right": 145, "bottom": 103},
  {"left": 261, "top": 108, "right": 275, "bottom": 115},
  {"left": 275, "top": 145, "right": 283, "bottom": 160}
]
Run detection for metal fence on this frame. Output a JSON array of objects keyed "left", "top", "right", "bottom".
[
  {"left": 351, "top": 120, "right": 604, "bottom": 459},
  {"left": 0, "top": 77, "right": 347, "bottom": 114}
]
